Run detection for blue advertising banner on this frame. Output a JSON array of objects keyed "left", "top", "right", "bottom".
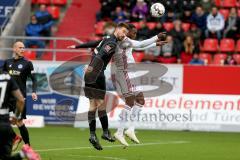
[{"left": 0, "top": 0, "right": 18, "bottom": 26}]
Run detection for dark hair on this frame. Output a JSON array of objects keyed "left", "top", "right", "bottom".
[
  {"left": 117, "top": 22, "right": 130, "bottom": 30},
  {"left": 128, "top": 23, "right": 136, "bottom": 30},
  {"left": 104, "top": 22, "right": 117, "bottom": 29}
]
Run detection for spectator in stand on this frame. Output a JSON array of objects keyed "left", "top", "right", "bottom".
[
  {"left": 158, "top": 35, "right": 182, "bottom": 63},
  {"left": 189, "top": 53, "right": 204, "bottom": 65},
  {"left": 197, "top": 0, "right": 215, "bottom": 13},
  {"left": 191, "top": 5, "right": 207, "bottom": 33},
  {"left": 25, "top": 15, "right": 54, "bottom": 59},
  {"left": 161, "top": 8, "right": 176, "bottom": 22},
  {"left": 136, "top": 20, "right": 151, "bottom": 40},
  {"left": 149, "top": 22, "right": 166, "bottom": 37},
  {"left": 181, "top": 6, "right": 193, "bottom": 23},
  {"left": 164, "top": 0, "right": 183, "bottom": 17},
  {"left": 35, "top": 4, "right": 53, "bottom": 37},
  {"left": 205, "top": 6, "right": 225, "bottom": 41},
  {"left": 181, "top": 35, "right": 200, "bottom": 63},
  {"left": 170, "top": 20, "right": 185, "bottom": 43},
  {"left": 224, "top": 55, "right": 237, "bottom": 65},
  {"left": 97, "top": 0, "right": 118, "bottom": 21},
  {"left": 131, "top": 0, "right": 148, "bottom": 21},
  {"left": 183, "top": 0, "right": 197, "bottom": 11},
  {"left": 185, "top": 23, "right": 202, "bottom": 45},
  {"left": 111, "top": 6, "right": 128, "bottom": 23},
  {"left": 224, "top": 7, "right": 240, "bottom": 40}
]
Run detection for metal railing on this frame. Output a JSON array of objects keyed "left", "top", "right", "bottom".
[{"left": 0, "top": 36, "right": 91, "bottom": 61}]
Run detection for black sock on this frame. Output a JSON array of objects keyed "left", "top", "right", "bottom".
[
  {"left": 88, "top": 111, "right": 96, "bottom": 135},
  {"left": 98, "top": 110, "right": 108, "bottom": 132},
  {"left": 18, "top": 125, "right": 30, "bottom": 145}
]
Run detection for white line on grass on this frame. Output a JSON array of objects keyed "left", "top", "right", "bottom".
[{"left": 36, "top": 141, "right": 190, "bottom": 152}]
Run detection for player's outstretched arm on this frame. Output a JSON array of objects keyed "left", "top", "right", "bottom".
[
  {"left": 129, "top": 32, "right": 166, "bottom": 49},
  {"left": 134, "top": 40, "right": 168, "bottom": 51},
  {"left": 67, "top": 40, "right": 102, "bottom": 49}
]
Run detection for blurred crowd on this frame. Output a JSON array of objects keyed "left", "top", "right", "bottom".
[{"left": 96, "top": 0, "right": 240, "bottom": 65}]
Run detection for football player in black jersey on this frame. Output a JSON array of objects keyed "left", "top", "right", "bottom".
[
  {"left": 0, "top": 70, "right": 40, "bottom": 160},
  {"left": 83, "top": 23, "right": 130, "bottom": 150},
  {"left": 3, "top": 41, "right": 38, "bottom": 148}
]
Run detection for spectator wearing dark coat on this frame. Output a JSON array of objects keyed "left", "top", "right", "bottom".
[
  {"left": 170, "top": 20, "right": 185, "bottom": 43},
  {"left": 191, "top": 5, "right": 207, "bottom": 33},
  {"left": 224, "top": 7, "right": 240, "bottom": 40}
]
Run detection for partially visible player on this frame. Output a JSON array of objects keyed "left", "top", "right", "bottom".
[
  {"left": 84, "top": 23, "right": 130, "bottom": 150},
  {"left": 112, "top": 24, "right": 167, "bottom": 147},
  {"left": 3, "top": 41, "right": 38, "bottom": 149},
  {"left": 0, "top": 70, "right": 40, "bottom": 160}
]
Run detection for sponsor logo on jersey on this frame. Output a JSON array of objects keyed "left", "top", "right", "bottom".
[
  {"left": 18, "top": 64, "right": 23, "bottom": 69},
  {"left": 9, "top": 70, "right": 21, "bottom": 76},
  {"left": 104, "top": 45, "right": 112, "bottom": 53}
]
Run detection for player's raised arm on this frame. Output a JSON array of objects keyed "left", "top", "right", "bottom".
[{"left": 67, "top": 40, "right": 102, "bottom": 49}]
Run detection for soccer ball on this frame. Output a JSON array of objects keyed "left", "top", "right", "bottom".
[{"left": 150, "top": 3, "right": 165, "bottom": 18}]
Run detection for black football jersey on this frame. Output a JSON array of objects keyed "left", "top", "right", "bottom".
[
  {"left": 91, "top": 35, "right": 118, "bottom": 71},
  {"left": 0, "top": 72, "right": 19, "bottom": 110},
  {"left": 3, "top": 57, "right": 36, "bottom": 96}
]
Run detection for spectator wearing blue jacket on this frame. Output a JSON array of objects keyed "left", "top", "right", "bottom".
[
  {"left": 35, "top": 4, "right": 53, "bottom": 37},
  {"left": 191, "top": 6, "right": 207, "bottom": 33},
  {"left": 25, "top": 15, "right": 54, "bottom": 59},
  {"left": 189, "top": 54, "right": 204, "bottom": 65}
]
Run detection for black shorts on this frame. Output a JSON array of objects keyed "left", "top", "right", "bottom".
[
  {"left": 9, "top": 99, "right": 27, "bottom": 119},
  {"left": 84, "top": 72, "right": 106, "bottom": 99},
  {"left": 0, "top": 116, "right": 15, "bottom": 159}
]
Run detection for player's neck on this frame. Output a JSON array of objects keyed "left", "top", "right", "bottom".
[{"left": 14, "top": 55, "right": 23, "bottom": 60}]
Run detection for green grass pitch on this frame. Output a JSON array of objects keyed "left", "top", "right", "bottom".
[{"left": 15, "top": 126, "right": 240, "bottom": 160}]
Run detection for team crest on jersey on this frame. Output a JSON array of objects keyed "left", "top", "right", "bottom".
[
  {"left": 18, "top": 64, "right": 23, "bottom": 69},
  {"left": 104, "top": 45, "right": 112, "bottom": 53}
]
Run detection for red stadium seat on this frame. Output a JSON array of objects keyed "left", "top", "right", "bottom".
[
  {"left": 163, "top": 22, "right": 174, "bottom": 32},
  {"left": 132, "top": 52, "right": 145, "bottom": 62},
  {"left": 146, "top": 22, "right": 157, "bottom": 30},
  {"left": 37, "top": 0, "right": 51, "bottom": 5},
  {"left": 220, "top": 38, "right": 235, "bottom": 52},
  {"left": 238, "top": 9, "right": 240, "bottom": 17},
  {"left": 222, "top": 0, "right": 237, "bottom": 8},
  {"left": 214, "top": 0, "right": 221, "bottom": 7},
  {"left": 219, "top": 9, "right": 229, "bottom": 20},
  {"left": 236, "top": 40, "right": 240, "bottom": 52},
  {"left": 199, "top": 53, "right": 212, "bottom": 64},
  {"left": 95, "top": 21, "right": 105, "bottom": 35},
  {"left": 131, "top": 22, "right": 140, "bottom": 29},
  {"left": 202, "top": 38, "right": 219, "bottom": 52},
  {"left": 24, "top": 50, "right": 36, "bottom": 60},
  {"left": 233, "top": 54, "right": 240, "bottom": 64},
  {"left": 213, "top": 53, "right": 227, "bottom": 65},
  {"left": 47, "top": 6, "right": 60, "bottom": 19},
  {"left": 32, "top": 0, "right": 38, "bottom": 4},
  {"left": 52, "top": 0, "right": 67, "bottom": 5},
  {"left": 181, "top": 23, "right": 191, "bottom": 32}
]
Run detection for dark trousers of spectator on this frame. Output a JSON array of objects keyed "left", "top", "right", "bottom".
[
  {"left": 205, "top": 30, "right": 222, "bottom": 41},
  {"left": 224, "top": 30, "right": 238, "bottom": 40},
  {"left": 25, "top": 40, "right": 45, "bottom": 59}
]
